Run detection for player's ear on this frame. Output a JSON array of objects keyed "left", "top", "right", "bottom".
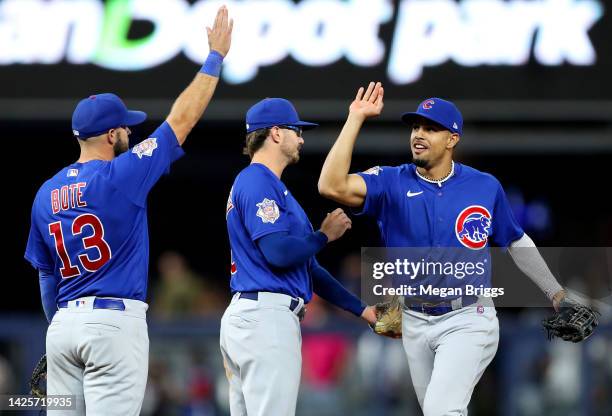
[
  {"left": 447, "top": 133, "right": 460, "bottom": 149},
  {"left": 106, "top": 128, "right": 117, "bottom": 145},
  {"left": 270, "top": 126, "right": 282, "bottom": 144}
]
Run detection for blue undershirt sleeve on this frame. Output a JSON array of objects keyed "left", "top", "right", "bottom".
[
  {"left": 39, "top": 269, "right": 59, "bottom": 323},
  {"left": 311, "top": 258, "right": 366, "bottom": 317},
  {"left": 257, "top": 231, "right": 328, "bottom": 268}
]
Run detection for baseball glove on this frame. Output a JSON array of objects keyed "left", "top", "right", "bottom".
[
  {"left": 542, "top": 298, "right": 599, "bottom": 343},
  {"left": 29, "top": 354, "right": 47, "bottom": 399},
  {"left": 371, "top": 295, "right": 403, "bottom": 339}
]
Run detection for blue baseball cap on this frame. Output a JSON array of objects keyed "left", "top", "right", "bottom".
[
  {"left": 245, "top": 98, "right": 318, "bottom": 133},
  {"left": 72, "top": 93, "right": 147, "bottom": 139},
  {"left": 401, "top": 98, "right": 463, "bottom": 135}
]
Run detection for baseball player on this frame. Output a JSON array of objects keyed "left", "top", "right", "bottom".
[
  {"left": 221, "top": 97, "right": 377, "bottom": 416},
  {"left": 318, "top": 82, "right": 575, "bottom": 415},
  {"left": 23, "top": 6, "right": 233, "bottom": 415}
]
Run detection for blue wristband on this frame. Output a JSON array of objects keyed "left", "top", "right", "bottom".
[{"left": 200, "top": 50, "right": 224, "bottom": 77}]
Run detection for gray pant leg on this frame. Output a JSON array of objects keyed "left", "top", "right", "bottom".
[
  {"left": 415, "top": 307, "right": 499, "bottom": 416},
  {"left": 46, "top": 311, "right": 86, "bottom": 415},
  {"left": 220, "top": 311, "right": 248, "bottom": 416},
  {"left": 221, "top": 302, "right": 302, "bottom": 416},
  {"left": 402, "top": 310, "right": 435, "bottom": 407},
  {"left": 79, "top": 311, "right": 149, "bottom": 416}
]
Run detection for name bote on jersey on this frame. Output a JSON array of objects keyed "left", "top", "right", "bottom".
[{"left": 51, "top": 182, "right": 88, "bottom": 214}]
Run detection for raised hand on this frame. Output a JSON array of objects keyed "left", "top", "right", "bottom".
[
  {"left": 207, "top": 5, "right": 233, "bottom": 57},
  {"left": 349, "top": 81, "right": 384, "bottom": 120}
]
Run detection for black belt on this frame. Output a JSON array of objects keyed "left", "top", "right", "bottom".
[
  {"left": 406, "top": 295, "right": 478, "bottom": 316},
  {"left": 58, "top": 298, "right": 126, "bottom": 311},
  {"left": 239, "top": 291, "right": 306, "bottom": 321}
]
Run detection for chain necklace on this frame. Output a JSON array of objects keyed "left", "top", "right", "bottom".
[{"left": 416, "top": 161, "right": 455, "bottom": 188}]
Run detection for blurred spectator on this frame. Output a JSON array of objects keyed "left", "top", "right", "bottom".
[
  {"left": 143, "top": 352, "right": 218, "bottom": 416},
  {"left": 0, "top": 354, "right": 14, "bottom": 394},
  {"left": 352, "top": 331, "right": 416, "bottom": 416},
  {"left": 151, "top": 251, "right": 226, "bottom": 319},
  {"left": 337, "top": 252, "right": 363, "bottom": 297},
  {"left": 506, "top": 186, "right": 553, "bottom": 240},
  {"left": 298, "top": 295, "right": 352, "bottom": 416},
  {"left": 185, "top": 350, "right": 217, "bottom": 416},
  {"left": 142, "top": 358, "right": 183, "bottom": 416},
  {"left": 588, "top": 336, "right": 612, "bottom": 416}
]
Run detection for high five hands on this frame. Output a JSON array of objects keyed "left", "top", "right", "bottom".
[
  {"left": 207, "top": 5, "right": 234, "bottom": 57},
  {"left": 349, "top": 81, "right": 384, "bottom": 120}
]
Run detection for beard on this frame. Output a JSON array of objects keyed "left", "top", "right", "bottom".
[
  {"left": 113, "top": 136, "right": 129, "bottom": 156},
  {"left": 288, "top": 151, "right": 300, "bottom": 164},
  {"left": 282, "top": 143, "right": 301, "bottom": 165},
  {"left": 412, "top": 157, "right": 429, "bottom": 169}
]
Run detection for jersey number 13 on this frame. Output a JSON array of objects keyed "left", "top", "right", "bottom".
[{"left": 48, "top": 214, "right": 112, "bottom": 278}]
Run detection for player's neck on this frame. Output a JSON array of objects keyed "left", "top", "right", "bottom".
[
  {"left": 416, "top": 159, "right": 453, "bottom": 181},
  {"left": 77, "top": 148, "right": 114, "bottom": 163},
  {"left": 251, "top": 153, "right": 287, "bottom": 179}
]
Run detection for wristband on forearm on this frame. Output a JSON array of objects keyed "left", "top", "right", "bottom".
[{"left": 199, "top": 50, "right": 224, "bottom": 77}]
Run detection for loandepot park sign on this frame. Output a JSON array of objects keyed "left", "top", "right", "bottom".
[{"left": 0, "top": 0, "right": 604, "bottom": 84}]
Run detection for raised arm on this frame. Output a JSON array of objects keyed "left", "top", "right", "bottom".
[
  {"left": 318, "top": 82, "right": 383, "bottom": 207},
  {"left": 166, "top": 6, "right": 233, "bottom": 145}
]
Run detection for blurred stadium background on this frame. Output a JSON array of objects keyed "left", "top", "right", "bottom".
[{"left": 2, "top": 0, "right": 612, "bottom": 414}]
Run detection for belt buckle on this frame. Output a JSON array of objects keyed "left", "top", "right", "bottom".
[{"left": 421, "top": 302, "right": 438, "bottom": 314}]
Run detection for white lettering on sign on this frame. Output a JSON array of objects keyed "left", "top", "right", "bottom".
[{"left": 0, "top": 0, "right": 603, "bottom": 84}]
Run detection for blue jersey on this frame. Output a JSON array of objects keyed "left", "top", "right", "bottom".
[
  {"left": 226, "top": 163, "right": 314, "bottom": 301},
  {"left": 356, "top": 163, "right": 524, "bottom": 297},
  {"left": 25, "top": 122, "right": 184, "bottom": 303}
]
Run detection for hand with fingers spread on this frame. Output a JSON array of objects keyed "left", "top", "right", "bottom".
[
  {"left": 349, "top": 81, "right": 384, "bottom": 120},
  {"left": 207, "top": 5, "right": 234, "bottom": 57},
  {"left": 319, "top": 208, "right": 352, "bottom": 242}
]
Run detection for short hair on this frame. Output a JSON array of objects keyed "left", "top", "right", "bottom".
[{"left": 243, "top": 128, "right": 271, "bottom": 158}]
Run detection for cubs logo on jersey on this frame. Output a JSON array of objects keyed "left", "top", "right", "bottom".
[
  {"left": 256, "top": 198, "right": 280, "bottom": 224},
  {"left": 455, "top": 206, "right": 492, "bottom": 250}
]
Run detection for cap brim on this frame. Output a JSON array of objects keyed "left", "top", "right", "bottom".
[
  {"left": 401, "top": 112, "right": 452, "bottom": 131},
  {"left": 124, "top": 110, "right": 147, "bottom": 126},
  {"left": 293, "top": 121, "right": 318, "bottom": 130},
  {"left": 401, "top": 112, "right": 434, "bottom": 125}
]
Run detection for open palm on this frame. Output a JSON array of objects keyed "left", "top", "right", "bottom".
[
  {"left": 207, "top": 6, "right": 233, "bottom": 57},
  {"left": 349, "top": 82, "right": 384, "bottom": 118}
]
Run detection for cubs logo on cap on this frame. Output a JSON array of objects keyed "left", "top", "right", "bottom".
[
  {"left": 455, "top": 206, "right": 492, "bottom": 250},
  {"left": 401, "top": 97, "right": 463, "bottom": 135},
  {"left": 422, "top": 99, "right": 435, "bottom": 110}
]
